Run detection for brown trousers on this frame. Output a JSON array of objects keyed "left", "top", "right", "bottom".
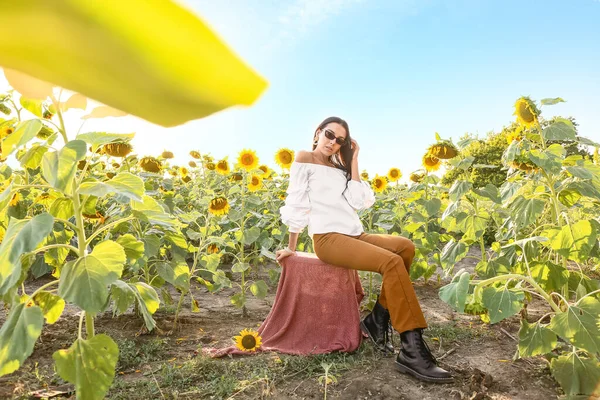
[{"left": 313, "top": 232, "right": 427, "bottom": 333}]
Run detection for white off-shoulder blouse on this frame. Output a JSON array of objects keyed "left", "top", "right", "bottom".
[{"left": 280, "top": 161, "right": 375, "bottom": 236}]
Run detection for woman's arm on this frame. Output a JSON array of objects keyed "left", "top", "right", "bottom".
[
  {"left": 287, "top": 232, "right": 299, "bottom": 251},
  {"left": 350, "top": 139, "right": 360, "bottom": 182}
]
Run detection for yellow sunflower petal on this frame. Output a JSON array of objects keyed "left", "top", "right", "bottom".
[{"left": 0, "top": 0, "right": 268, "bottom": 127}]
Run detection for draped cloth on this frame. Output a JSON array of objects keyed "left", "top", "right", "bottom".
[{"left": 205, "top": 252, "right": 364, "bottom": 357}]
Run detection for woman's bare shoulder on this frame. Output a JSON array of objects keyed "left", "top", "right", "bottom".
[{"left": 295, "top": 150, "right": 313, "bottom": 163}]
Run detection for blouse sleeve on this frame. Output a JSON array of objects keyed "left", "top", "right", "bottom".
[
  {"left": 343, "top": 179, "right": 375, "bottom": 211},
  {"left": 280, "top": 162, "right": 311, "bottom": 233}
]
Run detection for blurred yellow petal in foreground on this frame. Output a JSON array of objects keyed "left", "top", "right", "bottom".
[{"left": 0, "top": 0, "right": 268, "bottom": 127}]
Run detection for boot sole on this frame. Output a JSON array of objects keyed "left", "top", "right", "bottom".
[
  {"left": 360, "top": 321, "right": 395, "bottom": 356},
  {"left": 395, "top": 360, "right": 454, "bottom": 383}
]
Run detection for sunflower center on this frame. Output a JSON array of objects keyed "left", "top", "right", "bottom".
[
  {"left": 252, "top": 177, "right": 259, "bottom": 185},
  {"left": 279, "top": 152, "right": 292, "bottom": 164},
  {"left": 218, "top": 161, "right": 228, "bottom": 170},
  {"left": 375, "top": 179, "right": 383, "bottom": 188},
  {"left": 241, "top": 335, "right": 257, "bottom": 349},
  {"left": 242, "top": 154, "right": 255, "bottom": 165},
  {"left": 390, "top": 170, "right": 399, "bottom": 178},
  {"left": 212, "top": 198, "right": 227, "bottom": 210}
]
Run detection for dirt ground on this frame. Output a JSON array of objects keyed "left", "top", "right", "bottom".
[{"left": 0, "top": 248, "right": 561, "bottom": 400}]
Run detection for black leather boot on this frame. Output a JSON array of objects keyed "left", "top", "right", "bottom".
[
  {"left": 396, "top": 329, "right": 453, "bottom": 383},
  {"left": 360, "top": 300, "right": 395, "bottom": 355}
]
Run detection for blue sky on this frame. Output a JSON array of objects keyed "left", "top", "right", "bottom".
[{"left": 2, "top": 0, "right": 599, "bottom": 180}]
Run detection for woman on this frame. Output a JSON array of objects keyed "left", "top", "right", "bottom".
[{"left": 275, "top": 116, "right": 453, "bottom": 384}]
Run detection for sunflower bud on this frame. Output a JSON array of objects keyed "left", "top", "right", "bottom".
[
  {"left": 0, "top": 103, "right": 10, "bottom": 115},
  {"left": 513, "top": 96, "right": 540, "bottom": 128},
  {"left": 36, "top": 126, "right": 54, "bottom": 139},
  {"left": 103, "top": 142, "right": 133, "bottom": 157},
  {"left": 43, "top": 110, "right": 54, "bottom": 119},
  {"left": 161, "top": 150, "right": 174, "bottom": 159},
  {"left": 139, "top": 157, "right": 162, "bottom": 173}
]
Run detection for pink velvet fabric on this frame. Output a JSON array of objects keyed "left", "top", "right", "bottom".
[{"left": 206, "top": 252, "right": 364, "bottom": 357}]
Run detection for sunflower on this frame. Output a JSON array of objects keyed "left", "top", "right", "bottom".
[
  {"left": 513, "top": 96, "right": 540, "bottom": 128},
  {"left": 179, "top": 167, "right": 188, "bottom": 177},
  {"left": 371, "top": 175, "right": 388, "bottom": 193},
  {"left": 83, "top": 211, "right": 106, "bottom": 225},
  {"left": 9, "top": 193, "right": 22, "bottom": 207},
  {"left": 77, "top": 160, "right": 87, "bottom": 170},
  {"left": 208, "top": 196, "right": 230, "bottom": 216},
  {"left": 422, "top": 153, "right": 441, "bottom": 172},
  {"left": 207, "top": 243, "right": 219, "bottom": 254},
  {"left": 230, "top": 172, "right": 243, "bottom": 182},
  {"left": 258, "top": 164, "right": 272, "bottom": 178},
  {"left": 190, "top": 150, "right": 201, "bottom": 159},
  {"left": 279, "top": 193, "right": 286, "bottom": 201},
  {"left": 216, "top": 159, "right": 230, "bottom": 175},
  {"left": 1, "top": 126, "right": 14, "bottom": 138},
  {"left": 387, "top": 167, "right": 401, "bottom": 182},
  {"left": 34, "top": 192, "right": 55, "bottom": 207},
  {"left": 188, "top": 161, "right": 197, "bottom": 168},
  {"left": 410, "top": 172, "right": 425, "bottom": 183},
  {"left": 111, "top": 162, "right": 120, "bottom": 168},
  {"left": 275, "top": 148, "right": 294, "bottom": 169},
  {"left": 161, "top": 150, "right": 174, "bottom": 159},
  {"left": 360, "top": 170, "right": 369, "bottom": 180},
  {"left": 139, "top": 157, "right": 162, "bottom": 173},
  {"left": 506, "top": 127, "right": 523, "bottom": 144},
  {"left": 42, "top": 110, "right": 54, "bottom": 119},
  {"left": 36, "top": 126, "right": 53, "bottom": 139},
  {"left": 103, "top": 142, "right": 133, "bottom": 157},
  {"left": 247, "top": 174, "right": 263, "bottom": 192},
  {"left": 206, "top": 162, "right": 216, "bottom": 171},
  {"left": 182, "top": 175, "right": 191, "bottom": 183},
  {"left": 238, "top": 149, "right": 259, "bottom": 171},
  {"left": 203, "top": 155, "right": 214, "bottom": 162},
  {"left": 234, "top": 329, "right": 262, "bottom": 352},
  {"left": 427, "top": 141, "right": 458, "bottom": 159},
  {"left": 106, "top": 172, "right": 116, "bottom": 179}
]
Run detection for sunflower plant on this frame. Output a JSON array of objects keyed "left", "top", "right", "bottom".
[
  {"left": 438, "top": 96, "right": 600, "bottom": 397},
  {"left": 0, "top": 89, "right": 163, "bottom": 399}
]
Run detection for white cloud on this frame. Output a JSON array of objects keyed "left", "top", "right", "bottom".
[{"left": 280, "top": 0, "right": 364, "bottom": 31}]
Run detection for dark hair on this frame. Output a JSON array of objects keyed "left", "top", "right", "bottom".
[{"left": 312, "top": 116, "right": 353, "bottom": 180}]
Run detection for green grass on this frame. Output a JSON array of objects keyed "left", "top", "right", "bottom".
[
  {"left": 108, "top": 342, "right": 382, "bottom": 399},
  {"left": 425, "top": 322, "right": 492, "bottom": 343},
  {"left": 116, "top": 337, "right": 168, "bottom": 372}
]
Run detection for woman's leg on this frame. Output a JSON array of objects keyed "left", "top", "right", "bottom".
[
  {"left": 313, "top": 232, "right": 453, "bottom": 383},
  {"left": 313, "top": 232, "right": 427, "bottom": 333},
  {"left": 355, "top": 233, "right": 416, "bottom": 311}
]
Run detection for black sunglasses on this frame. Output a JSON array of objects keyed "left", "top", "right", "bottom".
[{"left": 322, "top": 129, "right": 347, "bottom": 146}]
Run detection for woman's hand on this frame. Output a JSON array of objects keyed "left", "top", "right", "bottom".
[
  {"left": 275, "top": 247, "right": 296, "bottom": 264},
  {"left": 351, "top": 139, "right": 360, "bottom": 160}
]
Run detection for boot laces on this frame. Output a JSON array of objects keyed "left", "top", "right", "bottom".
[{"left": 416, "top": 330, "right": 437, "bottom": 363}]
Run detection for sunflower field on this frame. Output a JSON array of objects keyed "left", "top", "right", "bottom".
[{"left": 0, "top": 84, "right": 599, "bottom": 398}]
